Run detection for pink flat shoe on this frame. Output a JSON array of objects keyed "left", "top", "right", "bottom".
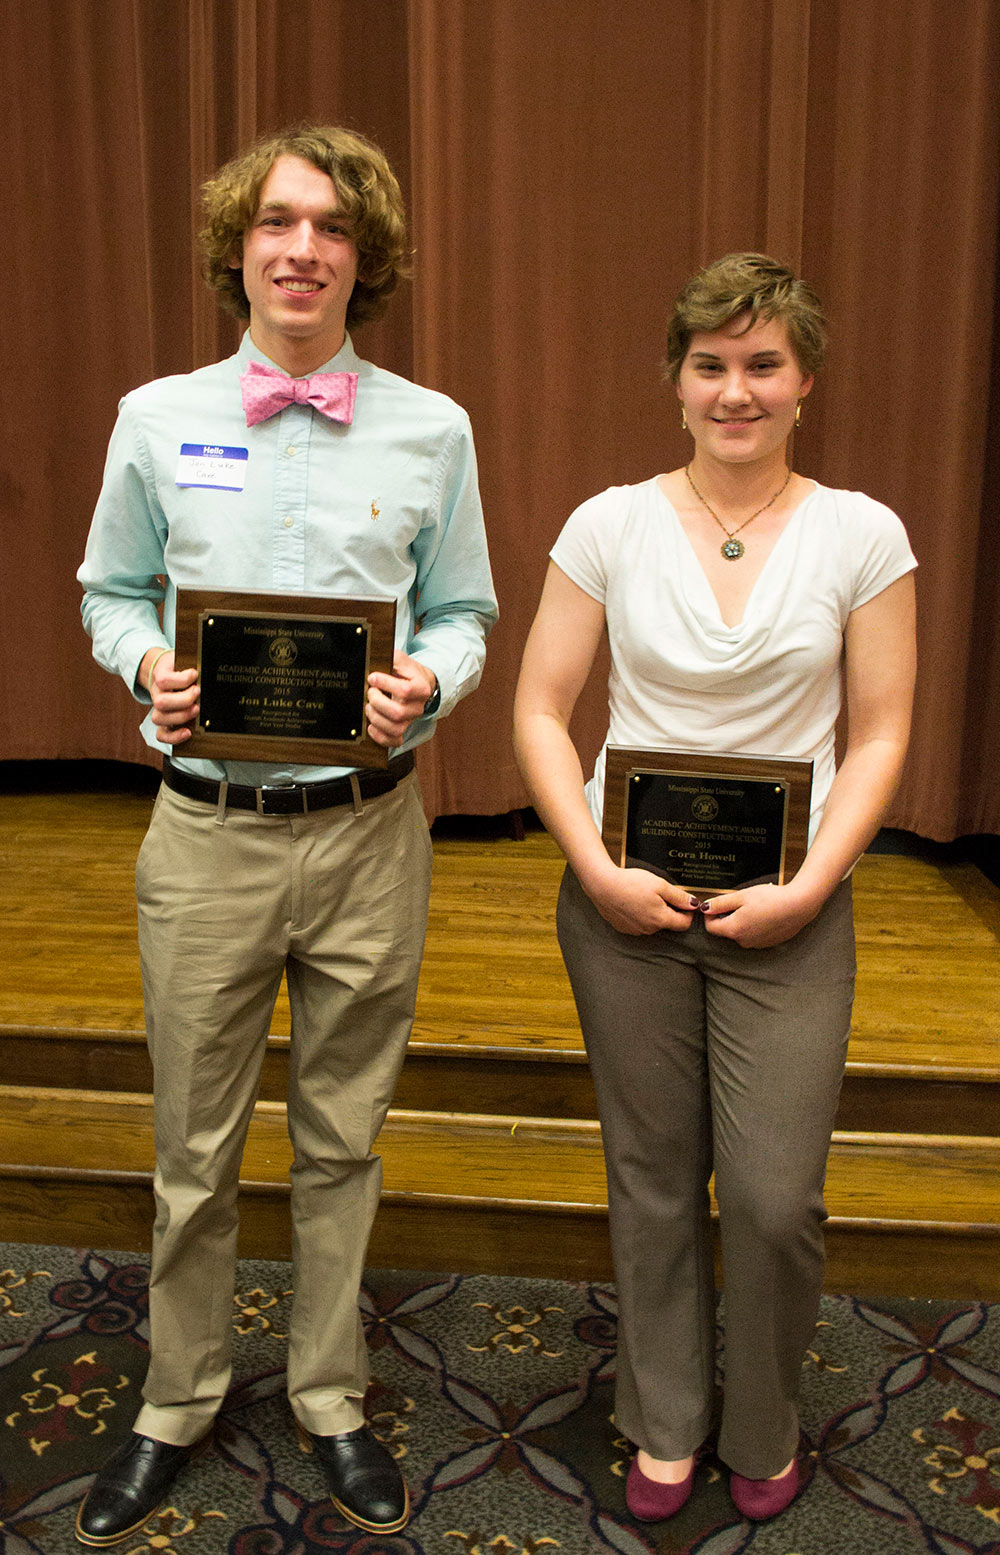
[
  {"left": 730, "top": 1457, "right": 800, "bottom": 1520},
  {"left": 625, "top": 1455, "right": 696, "bottom": 1521}
]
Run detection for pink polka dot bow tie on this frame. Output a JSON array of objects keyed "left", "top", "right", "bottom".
[{"left": 240, "top": 360, "right": 359, "bottom": 427}]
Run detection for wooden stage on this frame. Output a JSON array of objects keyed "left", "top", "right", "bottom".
[{"left": 0, "top": 783, "right": 998, "bottom": 1297}]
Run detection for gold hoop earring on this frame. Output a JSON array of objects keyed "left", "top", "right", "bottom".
[
  {"left": 795, "top": 401, "right": 802, "bottom": 428},
  {"left": 681, "top": 405, "right": 688, "bottom": 431}
]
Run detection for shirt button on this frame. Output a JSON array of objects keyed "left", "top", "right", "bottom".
[
  {"left": 285, "top": 445, "right": 297, "bottom": 456},
  {"left": 282, "top": 516, "right": 294, "bottom": 529}
]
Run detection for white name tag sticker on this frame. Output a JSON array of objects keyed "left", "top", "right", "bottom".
[{"left": 176, "top": 443, "right": 249, "bottom": 491}]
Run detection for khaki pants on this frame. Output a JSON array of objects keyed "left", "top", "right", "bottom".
[
  {"left": 557, "top": 868, "right": 856, "bottom": 1479},
  {"left": 132, "top": 773, "right": 432, "bottom": 1445}
]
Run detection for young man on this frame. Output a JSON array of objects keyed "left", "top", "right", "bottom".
[{"left": 76, "top": 125, "right": 496, "bottom": 1545}]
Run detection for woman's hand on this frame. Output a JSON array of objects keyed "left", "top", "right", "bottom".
[
  {"left": 700, "top": 882, "right": 821, "bottom": 948},
  {"left": 585, "top": 863, "right": 697, "bottom": 936}
]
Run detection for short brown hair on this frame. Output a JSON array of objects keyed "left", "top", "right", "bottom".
[
  {"left": 200, "top": 124, "right": 410, "bottom": 328},
  {"left": 664, "top": 253, "right": 826, "bottom": 380}
]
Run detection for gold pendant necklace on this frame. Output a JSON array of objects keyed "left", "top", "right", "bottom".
[{"left": 685, "top": 465, "right": 792, "bottom": 560}]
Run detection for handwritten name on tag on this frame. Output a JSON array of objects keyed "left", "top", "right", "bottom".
[{"left": 176, "top": 443, "right": 249, "bottom": 491}]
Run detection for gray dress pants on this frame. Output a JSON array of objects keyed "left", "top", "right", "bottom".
[{"left": 557, "top": 868, "right": 856, "bottom": 1479}]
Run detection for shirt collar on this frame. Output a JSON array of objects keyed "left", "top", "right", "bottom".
[{"left": 236, "top": 329, "right": 361, "bottom": 377}]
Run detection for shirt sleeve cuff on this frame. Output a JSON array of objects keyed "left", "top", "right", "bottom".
[{"left": 128, "top": 637, "right": 170, "bottom": 703}]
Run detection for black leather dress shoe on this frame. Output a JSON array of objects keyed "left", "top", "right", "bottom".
[
  {"left": 75, "top": 1431, "right": 206, "bottom": 1547},
  {"left": 297, "top": 1422, "right": 409, "bottom": 1533}
]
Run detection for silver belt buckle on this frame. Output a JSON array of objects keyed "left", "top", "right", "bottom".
[{"left": 256, "top": 784, "right": 299, "bottom": 816}]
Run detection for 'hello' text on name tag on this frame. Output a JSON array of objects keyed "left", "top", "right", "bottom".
[{"left": 176, "top": 443, "right": 249, "bottom": 491}]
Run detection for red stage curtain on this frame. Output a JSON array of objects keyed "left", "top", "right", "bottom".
[{"left": 2, "top": 0, "right": 997, "bottom": 837}]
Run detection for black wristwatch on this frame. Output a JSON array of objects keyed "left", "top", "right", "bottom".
[{"left": 423, "top": 678, "right": 441, "bottom": 717}]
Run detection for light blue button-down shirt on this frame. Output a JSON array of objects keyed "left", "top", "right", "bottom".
[{"left": 79, "top": 331, "right": 497, "bottom": 785}]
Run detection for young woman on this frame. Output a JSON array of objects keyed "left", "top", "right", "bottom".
[{"left": 513, "top": 254, "right": 916, "bottom": 1522}]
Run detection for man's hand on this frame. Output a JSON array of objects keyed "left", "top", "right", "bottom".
[
  {"left": 700, "top": 882, "right": 822, "bottom": 948},
  {"left": 140, "top": 648, "right": 200, "bottom": 747},
  {"left": 365, "top": 651, "right": 437, "bottom": 748}
]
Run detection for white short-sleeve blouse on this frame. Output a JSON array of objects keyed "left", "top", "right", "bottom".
[{"left": 549, "top": 478, "right": 917, "bottom": 842}]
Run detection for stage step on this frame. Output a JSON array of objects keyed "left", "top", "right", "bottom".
[
  {"left": 1, "top": 1085, "right": 997, "bottom": 1299},
  {"left": 1, "top": 1024, "right": 996, "bottom": 1137}
]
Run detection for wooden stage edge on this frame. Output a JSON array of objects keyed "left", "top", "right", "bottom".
[{"left": 1, "top": 790, "right": 997, "bottom": 1080}]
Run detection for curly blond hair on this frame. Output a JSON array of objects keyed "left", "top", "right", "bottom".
[
  {"left": 665, "top": 253, "right": 826, "bottom": 380},
  {"left": 200, "top": 124, "right": 410, "bottom": 327}
]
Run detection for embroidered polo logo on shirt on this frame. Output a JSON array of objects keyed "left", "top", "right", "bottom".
[
  {"left": 269, "top": 636, "right": 298, "bottom": 667},
  {"left": 691, "top": 793, "right": 719, "bottom": 823},
  {"left": 370, "top": 500, "right": 380, "bottom": 522}
]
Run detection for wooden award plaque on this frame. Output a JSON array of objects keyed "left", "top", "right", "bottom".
[
  {"left": 602, "top": 747, "right": 814, "bottom": 901},
  {"left": 173, "top": 588, "right": 397, "bottom": 769}
]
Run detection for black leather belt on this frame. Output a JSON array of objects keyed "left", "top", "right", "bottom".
[{"left": 161, "top": 750, "right": 414, "bottom": 816}]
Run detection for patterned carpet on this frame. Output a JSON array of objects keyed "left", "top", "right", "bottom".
[{"left": 1, "top": 1245, "right": 998, "bottom": 1555}]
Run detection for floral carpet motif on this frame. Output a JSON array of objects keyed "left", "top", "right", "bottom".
[{"left": 1, "top": 1245, "right": 998, "bottom": 1555}]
